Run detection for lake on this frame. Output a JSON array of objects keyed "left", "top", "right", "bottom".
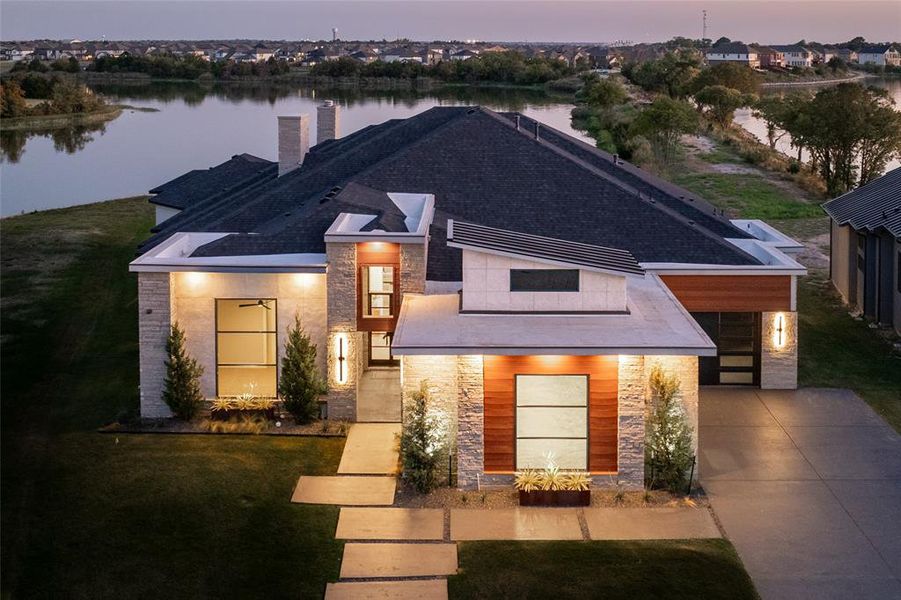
[{"left": 0, "top": 83, "right": 588, "bottom": 217}]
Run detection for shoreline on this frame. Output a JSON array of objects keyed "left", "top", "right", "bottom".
[
  {"left": 0, "top": 104, "right": 126, "bottom": 131},
  {"left": 760, "top": 71, "right": 871, "bottom": 88}
]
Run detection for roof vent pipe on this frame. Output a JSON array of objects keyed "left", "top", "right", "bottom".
[
  {"left": 612, "top": 154, "right": 618, "bottom": 165},
  {"left": 278, "top": 115, "right": 310, "bottom": 176},
  {"left": 534, "top": 122, "right": 540, "bottom": 140},
  {"left": 515, "top": 115, "right": 521, "bottom": 131}
]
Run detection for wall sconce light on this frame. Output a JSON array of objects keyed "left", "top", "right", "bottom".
[
  {"left": 334, "top": 333, "right": 348, "bottom": 384},
  {"left": 773, "top": 313, "right": 786, "bottom": 349},
  {"left": 184, "top": 271, "right": 206, "bottom": 288}
]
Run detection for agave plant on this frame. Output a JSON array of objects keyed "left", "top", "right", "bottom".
[
  {"left": 540, "top": 464, "right": 567, "bottom": 491},
  {"left": 233, "top": 392, "right": 256, "bottom": 411},
  {"left": 561, "top": 471, "right": 591, "bottom": 491},
  {"left": 513, "top": 469, "right": 543, "bottom": 492},
  {"left": 210, "top": 397, "right": 234, "bottom": 413}
]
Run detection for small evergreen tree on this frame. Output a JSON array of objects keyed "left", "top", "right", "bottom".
[
  {"left": 401, "top": 381, "right": 445, "bottom": 494},
  {"left": 278, "top": 315, "right": 326, "bottom": 423},
  {"left": 162, "top": 322, "right": 204, "bottom": 420},
  {"left": 645, "top": 364, "right": 695, "bottom": 492}
]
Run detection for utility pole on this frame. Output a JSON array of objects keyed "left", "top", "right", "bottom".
[{"left": 702, "top": 10, "right": 708, "bottom": 42}]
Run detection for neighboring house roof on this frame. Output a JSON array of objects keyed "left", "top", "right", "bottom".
[
  {"left": 707, "top": 42, "right": 755, "bottom": 55},
  {"left": 139, "top": 106, "right": 761, "bottom": 281},
  {"left": 769, "top": 45, "right": 810, "bottom": 54},
  {"left": 447, "top": 220, "right": 644, "bottom": 276},
  {"left": 148, "top": 153, "right": 276, "bottom": 210},
  {"left": 822, "top": 167, "right": 901, "bottom": 238},
  {"left": 858, "top": 44, "right": 896, "bottom": 55}
]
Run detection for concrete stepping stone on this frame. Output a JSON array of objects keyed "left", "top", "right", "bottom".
[
  {"left": 336, "top": 507, "right": 445, "bottom": 540},
  {"left": 450, "top": 508, "right": 583, "bottom": 540},
  {"left": 584, "top": 507, "right": 721, "bottom": 540},
  {"left": 338, "top": 423, "right": 402, "bottom": 475},
  {"left": 325, "top": 580, "right": 448, "bottom": 600},
  {"left": 339, "top": 543, "right": 458, "bottom": 578},
  {"left": 291, "top": 476, "right": 395, "bottom": 506}
]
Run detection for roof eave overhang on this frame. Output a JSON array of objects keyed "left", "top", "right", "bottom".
[
  {"left": 643, "top": 263, "right": 808, "bottom": 276},
  {"left": 391, "top": 345, "right": 718, "bottom": 357},
  {"left": 447, "top": 241, "right": 645, "bottom": 278}
]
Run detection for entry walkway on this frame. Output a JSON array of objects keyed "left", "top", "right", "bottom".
[{"left": 700, "top": 388, "right": 901, "bottom": 600}]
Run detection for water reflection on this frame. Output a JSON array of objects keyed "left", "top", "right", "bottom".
[{"left": 1, "top": 122, "right": 110, "bottom": 164}]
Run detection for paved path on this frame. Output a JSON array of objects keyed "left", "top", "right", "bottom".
[{"left": 700, "top": 387, "right": 901, "bottom": 600}]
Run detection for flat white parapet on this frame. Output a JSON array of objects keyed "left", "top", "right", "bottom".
[
  {"left": 392, "top": 273, "right": 716, "bottom": 356},
  {"left": 731, "top": 219, "right": 806, "bottom": 254}
]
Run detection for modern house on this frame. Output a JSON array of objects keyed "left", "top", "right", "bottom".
[
  {"left": 705, "top": 42, "right": 760, "bottom": 68},
  {"left": 857, "top": 44, "right": 901, "bottom": 67},
  {"left": 823, "top": 167, "right": 901, "bottom": 334},
  {"left": 131, "top": 106, "right": 806, "bottom": 489}
]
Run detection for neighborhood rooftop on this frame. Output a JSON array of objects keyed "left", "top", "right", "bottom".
[
  {"left": 822, "top": 166, "right": 901, "bottom": 237},
  {"left": 140, "top": 106, "right": 761, "bottom": 280}
]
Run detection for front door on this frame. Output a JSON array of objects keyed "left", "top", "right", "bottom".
[{"left": 694, "top": 312, "right": 761, "bottom": 386}]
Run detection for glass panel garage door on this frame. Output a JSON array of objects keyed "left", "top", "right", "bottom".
[{"left": 515, "top": 375, "right": 588, "bottom": 470}]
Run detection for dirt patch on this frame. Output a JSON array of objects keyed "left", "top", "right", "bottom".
[
  {"left": 682, "top": 134, "right": 716, "bottom": 154},
  {"left": 709, "top": 163, "right": 759, "bottom": 175}
]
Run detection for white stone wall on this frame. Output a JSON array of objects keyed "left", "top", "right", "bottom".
[
  {"left": 761, "top": 311, "right": 799, "bottom": 389},
  {"left": 138, "top": 272, "right": 174, "bottom": 418},
  {"left": 170, "top": 272, "right": 328, "bottom": 400},
  {"left": 461, "top": 250, "right": 627, "bottom": 312}
]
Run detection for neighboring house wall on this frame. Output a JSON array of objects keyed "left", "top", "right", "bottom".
[
  {"left": 461, "top": 250, "right": 627, "bottom": 312},
  {"left": 830, "top": 220, "right": 855, "bottom": 303},
  {"left": 170, "top": 272, "right": 327, "bottom": 398},
  {"left": 138, "top": 272, "right": 175, "bottom": 418},
  {"left": 894, "top": 239, "right": 901, "bottom": 335}
]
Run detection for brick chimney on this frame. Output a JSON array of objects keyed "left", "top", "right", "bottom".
[
  {"left": 317, "top": 100, "right": 340, "bottom": 143},
  {"left": 278, "top": 115, "right": 310, "bottom": 176}
]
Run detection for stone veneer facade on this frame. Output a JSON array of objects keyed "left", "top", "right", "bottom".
[
  {"left": 760, "top": 311, "right": 799, "bottom": 389},
  {"left": 138, "top": 272, "right": 175, "bottom": 418},
  {"left": 325, "top": 242, "right": 360, "bottom": 420},
  {"left": 400, "top": 353, "right": 700, "bottom": 490}
]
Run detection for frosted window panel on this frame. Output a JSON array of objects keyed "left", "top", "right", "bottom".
[
  {"left": 516, "top": 375, "right": 588, "bottom": 407},
  {"left": 720, "top": 371, "right": 754, "bottom": 384},
  {"left": 517, "top": 407, "right": 587, "bottom": 438},
  {"left": 217, "top": 333, "right": 277, "bottom": 365},
  {"left": 217, "top": 300, "right": 276, "bottom": 331},
  {"left": 517, "top": 439, "right": 588, "bottom": 470},
  {"left": 218, "top": 366, "right": 277, "bottom": 397},
  {"left": 720, "top": 355, "right": 754, "bottom": 368}
]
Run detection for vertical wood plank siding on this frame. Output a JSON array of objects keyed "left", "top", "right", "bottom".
[
  {"left": 483, "top": 355, "right": 619, "bottom": 473},
  {"left": 356, "top": 242, "right": 400, "bottom": 332},
  {"left": 660, "top": 275, "right": 792, "bottom": 312}
]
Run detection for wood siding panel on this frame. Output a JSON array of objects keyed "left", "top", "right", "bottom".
[
  {"left": 483, "top": 355, "right": 618, "bottom": 473},
  {"left": 660, "top": 275, "right": 791, "bottom": 312}
]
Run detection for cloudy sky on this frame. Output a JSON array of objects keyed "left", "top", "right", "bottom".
[{"left": 2, "top": 1, "right": 899, "bottom": 43}]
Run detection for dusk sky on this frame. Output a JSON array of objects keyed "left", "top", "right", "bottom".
[{"left": 2, "top": 1, "right": 900, "bottom": 44}]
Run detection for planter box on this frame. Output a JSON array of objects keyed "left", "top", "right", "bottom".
[
  {"left": 210, "top": 408, "right": 278, "bottom": 421},
  {"left": 518, "top": 489, "right": 590, "bottom": 507}
]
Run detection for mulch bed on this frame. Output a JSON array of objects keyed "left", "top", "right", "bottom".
[{"left": 98, "top": 417, "right": 348, "bottom": 437}]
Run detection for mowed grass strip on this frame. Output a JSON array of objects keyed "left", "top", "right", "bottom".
[
  {"left": 449, "top": 539, "right": 759, "bottom": 600},
  {"left": 1, "top": 198, "right": 345, "bottom": 599},
  {"left": 673, "top": 172, "right": 823, "bottom": 220},
  {"left": 799, "top": 276, "right": 901, "bottom": 432}
]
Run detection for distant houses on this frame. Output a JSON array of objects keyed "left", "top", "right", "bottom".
[
  {"left": 858, "top": 44, "right": 901, "bottom": 66},
  {"left": 705, "top": 42, "right": 760, "bottom": 68}
]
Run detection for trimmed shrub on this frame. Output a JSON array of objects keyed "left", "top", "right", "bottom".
[
  {"left": 278, "top": 315, "right": 326, "bottom": 423},
  {"left": 162, "top": 322, "right": 204, "bottom": 420},
  {"left": 644, "top": 364, "right": 695, "bottom": 492},
  {"left": 401, "top": 381, "right": 446, "bottom": 493}
]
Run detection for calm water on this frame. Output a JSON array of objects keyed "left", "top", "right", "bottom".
[
  {"left": 0, "top": 83, "right": 588, "bottom": 217},
  {"left": 733, "top": 77, "right": 901, "bottom": 171}
]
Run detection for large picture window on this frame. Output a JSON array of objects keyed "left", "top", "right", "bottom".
[
  {"left": 515, "top": 375, "right": 588, "bottom": 470},
  {"left": 362, "top": 265, "right": 395, "bottom": 318},
  {"left": 510, "top": 269, "right": 579, "bottom": 292},
  {"left": 216, "top": 299, "right": 277, "bottom": 397}
]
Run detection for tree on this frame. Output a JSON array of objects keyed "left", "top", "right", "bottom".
[
  {"left": 577, "top": 74, "right": 627, "bottom": 108},
  {"left": 50, "top": 57, "right": 80, "bottom": 73},
  {"left": 753, "top": 92, "right": 809, "bottom": 149},
  {"left": 692, "top": 62, "right": 760, "bottom": 94},
  {"left": 644, "top": 364, "right": 695, "bottom": 492},
  {"left": 625, "top": 51, "right": 702, "bottom": 99},
  {"left": 694, "top": 85, "right": 756, "bottom": 128},
  {"left": 826, "top": 56, "right": 847, "bottom": 74},
  {"left": 278, "top": 315, "right": 326, "bottom": 423},
  {"left": 401, "top": 381, "right": 446, "bottom": 493},
  {"left": 713, "top": 36, "right": 731, "bottom": 46},
  {"left": 50, "top": 81, "right": 104, "bottom": 114},
  {"left": 0, "top": 81, "right": 28, "bottom": 118},
  {"left": 162, "top": 322, "right": 205, "bottom": 420},
  {"left": 788, "top": 83, "right": 901, "bottom": 195},
  {"left": 630, "top": 96, "right": 698, "bottom": 163}
]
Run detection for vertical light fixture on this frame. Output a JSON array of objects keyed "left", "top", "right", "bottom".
[
  {"left": 334, "top": 333, "right": 348, "bottom": 384},
  {"left": 774, "top": 313, "right": 785, "bottom": 349}
]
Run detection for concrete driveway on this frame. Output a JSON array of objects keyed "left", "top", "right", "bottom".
[{"left": 700, "top": 388, "right": 901, "bottom": 600}]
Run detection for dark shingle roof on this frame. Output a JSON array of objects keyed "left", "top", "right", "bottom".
[
  {"left": 142, "top": 106, "right": 761, "bottom": 280},
  {"left": 149, "top": 153, "right": 276, "bottom": 210},
  {"left": 449, "top": 220, "right": 644, "bottom": 276},
  {"left": 708, "top": 42, "right": 754, "bottom": 55},
  {"left": 822, "top": 167, "right": 901, "bottom": 237}
]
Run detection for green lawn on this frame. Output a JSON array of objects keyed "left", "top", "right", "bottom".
[
  {"left": 672, "top": 172, "right": 823, "bottom": 220},
  {"left": 449, "top": 540, "right": 759, "bottom": 600},
  {"left": 799, "top": 275, "right": 901, "bottom": 432},
  {"left": 1, "top": 198, "right": 345, "bottom": 599}
]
